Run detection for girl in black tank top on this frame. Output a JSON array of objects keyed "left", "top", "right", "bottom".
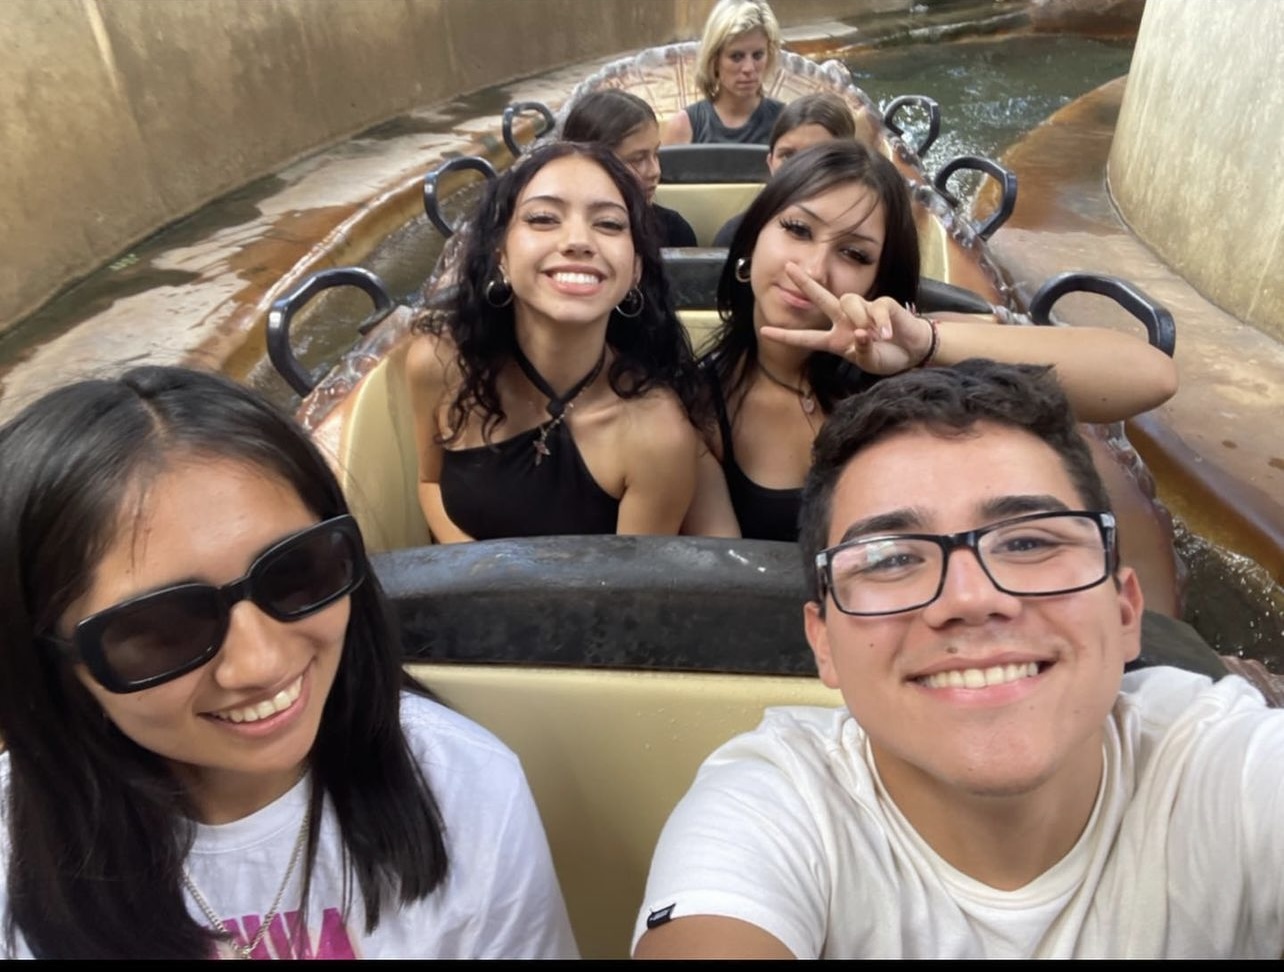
[
  {"left": 407, "top": 141, "right": 710, "bottom": 543},
  {"left": 685, "top": 141, "right": 1178, "bottom": 542}
]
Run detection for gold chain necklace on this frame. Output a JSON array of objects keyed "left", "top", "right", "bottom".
[
  {"left": 756, "top": 360, "right": 817, "bottom": 415},
  {"left": 183, "top": 804, "right": 311, "bottom": 960}
]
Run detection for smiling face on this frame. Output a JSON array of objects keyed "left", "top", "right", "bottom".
[
  {"left": 749, "top": 179, "right": 885, "bottom": 333},
  {"left": 499, "top": 154, "right": 641, "bottom": 334},
  {"left": 64, "top": 457, "right": 349, "bottom": 822},
  {"left": 613, "top": 120, "right": 662, "bottom": 203},
  {"left": 716, "top": 28, "right": 769, "bottom": 98},
  {"left": 804, "top": 422, "right": 1143, "bottom": 812},
  {"left": 767, "top": 123, "right": 838, "bottom": 175}
]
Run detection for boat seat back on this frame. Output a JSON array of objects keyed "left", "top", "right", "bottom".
[
  {"left": 663, "top": 247, "right": 994, "bottom": 317},
  {"left": 653, "top": 183, "right": 763, "bottom": 247},
  {"left": 335, "top": 338, "right": 433, "bottom": 553},
  {"left": 659, "top": 144, "right": 770, "bottom": 183},
  {"left": 406, "top": 661, "right": 841, "bottom": 959}
]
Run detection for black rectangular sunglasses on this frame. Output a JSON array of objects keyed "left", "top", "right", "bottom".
[{"left": 44, "top": 515, "right": 366, "bottom": 694}]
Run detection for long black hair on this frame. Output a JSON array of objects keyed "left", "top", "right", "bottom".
[
  {"left": 0, "top": 366, "right": 446, "bottom": 958},
  {"left": 706, "top": 139, "right": 920, "bottom": 412},
  {"left": 415, "top": 140, "right": 707, "bottom": 443}
]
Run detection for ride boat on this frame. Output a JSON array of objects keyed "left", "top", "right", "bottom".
[{"left": 256, "top": 41, "right": 1278, "bottom": 958}]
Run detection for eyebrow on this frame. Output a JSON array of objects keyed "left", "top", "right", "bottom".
[
  {"left": 519, "top": 194, "right": 628, "bottom": 214},
  {"left": 836, "top": 494, "right": 1073, "bottom": 544},
  {"left": 791, "top": 203, "right": 882, "bottom": 246}
]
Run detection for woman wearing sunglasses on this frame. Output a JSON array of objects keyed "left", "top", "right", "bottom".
[{"left": 0, "top": 366, "right": 578, "bottom": 959}]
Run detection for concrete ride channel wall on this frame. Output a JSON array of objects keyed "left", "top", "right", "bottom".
[{"left": 1, "top": 0, "right": 905, "bottom": 332}]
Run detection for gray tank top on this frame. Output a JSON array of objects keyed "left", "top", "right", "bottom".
[{"left": 685, "top": 97, "right": 783, "bottom": 145}]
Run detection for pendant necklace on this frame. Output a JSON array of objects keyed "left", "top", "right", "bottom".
[
  {"left": 512, "top": 343, "right": 607, "bottom": 466},
  {"left": 182, "top": 804, "right": 311, "bottom": 960},
  {"left": 757, "top": 360, "right": 817, "bottom": 416}
]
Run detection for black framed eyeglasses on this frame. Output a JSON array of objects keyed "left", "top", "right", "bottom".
[
  {"left": 815, "top": 510, "right": 1117, "bottom": 617},
  {"left": 45, "top": 515, "right": 366, "bottom": 694}
]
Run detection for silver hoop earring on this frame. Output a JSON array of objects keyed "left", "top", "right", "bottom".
[
  {"left": 615, "top": 287, "right": 645, "bottom": 319},
  {"left": 734, "top": 258, "right": 751, "bottom": 283},
  {"left": 484, "top": 271, "right": 513, "bottom": 308}
]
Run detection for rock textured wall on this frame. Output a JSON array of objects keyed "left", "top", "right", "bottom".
[{"left": 1110, "top": 0, "right": 1284, "bottom": 341}]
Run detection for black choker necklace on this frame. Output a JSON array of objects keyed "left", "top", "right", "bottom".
[
  {"left": 512, "top": 343, "right": 607, "bottom": 465},
  {"left": 757, "top": 360, "right": 816, "bottom": 415}
]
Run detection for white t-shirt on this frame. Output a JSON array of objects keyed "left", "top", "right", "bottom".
[
  {"left": 1, "top": 692, "right": 578, "bottom": 959},
  {"left": 634, "top": 667, "right": 1284, "bottom": 958}
]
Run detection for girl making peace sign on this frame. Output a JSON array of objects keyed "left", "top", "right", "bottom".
[{"left": 685, "top": 140, "right": 1178, "bottom": 542}]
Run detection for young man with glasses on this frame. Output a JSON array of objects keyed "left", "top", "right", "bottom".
[{"left": 633, "top": 358, "right": 1284, "bottom": 958}]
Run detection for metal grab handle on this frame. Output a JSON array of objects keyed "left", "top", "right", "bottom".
[
  {"left": 502, "top": 100, "right": 556, "bottom": 158},
  {"left": 933, "top": 154, "right": 1018, "bottom": 240},
  {"left": 882, "top": 94, "right": 942, "bottom": 158},
  {"left": 423, "top": 155, "right": 497, "bottom": 238},
  {"left": 267, "top": 267, "right": 395, "bottom": 396},
  {"left": 1029, "top": 271, "right": 1176, "bottom": 357}
]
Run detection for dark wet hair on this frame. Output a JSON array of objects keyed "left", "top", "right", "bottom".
[
  {"left": 797, "top": 359, "right": 1114, "bottom": 603},
  {"left": 562, "top": 89, "right": 658, "bottom": 149},
  {"left": 416, "top": 139, "right": 705, "bottom": 442},
  {"left": 768, "top": 92, "right": 856, "bottom": 153},
  {"left": 0, "top": 366, "right": 446, "bottom": 958},
  {"left": 706, "top": 139, "right": 920, "bottom": 412}
]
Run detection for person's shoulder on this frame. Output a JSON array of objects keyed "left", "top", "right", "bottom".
[
  {"left": 1117, "top": 665, "right": 1282, "bottom": 746},
  {"left": 405, "top": 327, "right": 459, "bottom": 384},
  {"left": 398, "top": 689, "right": 525, "bottom": 779},
  {"left": 705, "top": 704, "right": 855, "bottom": 773},
  {"left": 616, "top": 387, "right": 701, "bottom": 462},
  {"left": 653, "top": 205, "right": 698, "bottom": 247},
  {"left": 713, "top": 211, "right": 744, "bottom": 248}
]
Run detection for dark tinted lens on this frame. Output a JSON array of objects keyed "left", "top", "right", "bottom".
[
  {"left": 255, "top": 524, "right": 359, "bottom": 619},
  {"left": 97, "top": 588, "right": 223, "bottom": 684}
]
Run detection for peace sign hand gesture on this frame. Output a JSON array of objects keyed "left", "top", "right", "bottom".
[{"left": 758, "top": 262, "right": 937, "bottom": 375}]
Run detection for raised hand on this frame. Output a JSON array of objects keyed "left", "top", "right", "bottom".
[{"left": 758, "top": 262, "right": 935, "bottom": 375}]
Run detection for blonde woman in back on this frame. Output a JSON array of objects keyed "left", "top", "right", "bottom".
[{"left": 663, "top": 0, "right": 784, "bottom": 146}]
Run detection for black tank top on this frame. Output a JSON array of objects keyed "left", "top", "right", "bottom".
[
  {"left": 685, "top": 97, "right": 784, "bottom": 145},
  {"left": 439, "top": 420, "right": 619, "bottom": 539},
  {"left": 709, "top": 369, "right": 801, "bottom": 542}
]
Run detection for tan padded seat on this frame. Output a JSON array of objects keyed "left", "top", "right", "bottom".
[
  {"left": 335, "top": 338, "right": 432, "bottom": 553},
  {"left": 406, "top": 662, "right": 841, "bottom": 959}
]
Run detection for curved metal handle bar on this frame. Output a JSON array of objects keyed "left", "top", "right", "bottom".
[
  {"left": 423, "top": 155, "right": 497, "bottom": 238},
  {"left": 933, "top": 154, "right": 1018, "bottom": 240},
  {"left": 1028, "top": 271, "right": 1176, "bottom": 357},
  {"left": 267, "top": 267, "right": 395, "bottom": 397},
  {"left": 502, "top": 100, "right": 556, "bottom": 158},
  {"left": 882, "top": 94, "right": 941, "bottom": 158}
]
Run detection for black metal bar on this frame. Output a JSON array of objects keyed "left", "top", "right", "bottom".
[
  {"left": 423, "top": 155, "right": 497, "bottom": 238},
  {"left": 882, "top": 94, "right": 942, "bottom": 158},
  {"left": 933, "top": 154, "right": 1018, "bottom": 240},
  {"left": 1029, "top": 271, "right": 1176, "bottom": 356},
  {"left": 266, "top": 267, "right": 395, "bottom": 396}
]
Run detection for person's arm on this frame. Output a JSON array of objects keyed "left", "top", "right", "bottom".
[
  {"left": 760, "top": 263, "right": 1178, "bottom": 424},
  {"left": 681, "top": 442, "right": 741, "bottom": 537},
  {"left": 634, "top": 916, "right": 794, "bottom": 958},
  {"left": 662, "top": 109, "right": 694, "bottom": 146},
  {"left": 616, "top": 393, "right": 702, "bottom": 535},
  {"left": 405, "top": 333, "right": 475, "bottom": 543}
]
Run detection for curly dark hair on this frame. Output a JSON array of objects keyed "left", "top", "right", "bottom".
[{"left": 414, "top": 140, "right": 707, "bottom": 443}]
